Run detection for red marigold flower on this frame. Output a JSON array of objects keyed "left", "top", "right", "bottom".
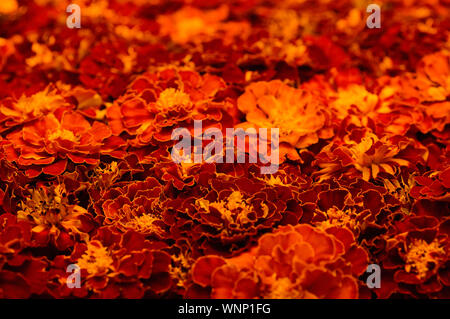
[
  {"left": 48, "top": 228, "right": 172, "bottom": 298},
  {"left": 79, "top": 41, "right": 135, "bottom": 99},
  {"left": 14, "top": 183, "right": 93, "bottom": 250},
  {"left": 107, "top": 68, "right": 234, "bottom": 146},
  {"left": 330, "top": 84, "right": 381, "bottom": 124},
  {"left": 0, "top": 257, "right": 48, "bottom": 298},
  {"left": 376, "top": 216, "right": 450, "bottom": 298},
  {"left": 163, "top": 167, "right": 306, "bottom": 256},
  {"left": 97, "top": 177, "right": 168, "bottom": 238}
]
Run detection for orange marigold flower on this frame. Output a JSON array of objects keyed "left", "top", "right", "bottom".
[
  {"left": 416, "top": 51, "right": 450, "bottom": 102},
  {"left": 237, "top": 80, "right": 332, "bottom": 161},
  {"left": 377, "top": 51, "right": 450, "bottom": 135},
  {"left": 192, "top": 224, "right": 368, "bottom": 299},
  {"left": 0, "top": 85, "right": 71, "bottom": 131},
  {"left": 164, "top": 170, "right": 298, "bottom": 256},
  {"left": 3, "top": 110, "right": 122, "bottom": 177},
  {"left": 347, "top": 133, "right": 413, "bottom": 181},
  {"left": 330, "top": 84, "right": 380, "bottom": 121}
]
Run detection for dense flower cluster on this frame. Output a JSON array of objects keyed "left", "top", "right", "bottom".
[{"left": 0, "top": 0, "right": 449, "bottom": 299}]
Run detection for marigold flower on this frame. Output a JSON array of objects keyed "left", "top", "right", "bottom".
[
  {"left": 331, "top": 84, "right": 379, "bottom": 121},
  {"left": 98, "top": 177, "right": 167, "bottom": 238},
  {"left": 48, "top": 229, "right": 172, "bottom": 298},
  {"left": 191, "top": 224, "right": 368, "bottom": 299},
  {"left": 0, "top": 85, "right": 70, "bottom": 131},
  {"left": 107, "top": 68, "right": 232, "bottom": 146},
  {"left": 3, "top": 110, "right": 123, "bottom": 177},
  {"left": 163, "top": 168, "right": 305, "bottom": 255},
  {"left": 377, "top": 216, "right": 450, "bottom": 298},
  {"left": 16, "top": 183, "right": 91, "bottom": 250},
  {"left": 0, "top": 213, "right": 31, "bottom": 264},
  {"left": 0, "top": 213, "right": 50, "bottom": 297},
  {"left": 237, "top": 80, "right": 332, "bottom": 160},
  {"left": 315, "top": 130, "right": 428, "bottom": 181},
  {"left": 376, "top": 51, "right": 450, "bottom": 135},
  {"left": 410, "top": 167, "right": 450, "bottom": 201},
  {"left": 0, "top": 257, "right": 48, "bottom": 298}
]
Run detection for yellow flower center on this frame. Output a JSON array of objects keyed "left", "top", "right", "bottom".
[
  {"left": 93, "top": 162, "right": 120, "bottom": 189},
  {"left": 405, "top": 239, "right": 445, "bottom": 279},
  {"left": 169, "top": 253, "right": 192, "bottom": 288},
  {"left": 265, "top": 277, "right": 304, "bottom": 299},
  {"left": 383, "top": 175, "right": 416, "bottom": 209},
  {"left": 318, "top": 207, "right": 356, "bottom": 229},
  {"left": 121, "top": 213, "right": 164, "bottom": 236},
  {"left": 18, "top": 185, "right": 66, "bottom": 226},
  {"left": 17, "top": 185, "right": 86, "bottom": 234},
  {"left": 48, "top": 128, "right": 78, "bottom": 142},
  {"left": 77, "top": 240, "right": 114, "bottom": 277},
  {"left": 196, "top": 191, "right": 268, "bottom": 227},
  {"left": 1, "top": 87, "right": 66, "bottom": 118},
  {"left": 156, "top": 88, "right": 191, "bottom": 110}
]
